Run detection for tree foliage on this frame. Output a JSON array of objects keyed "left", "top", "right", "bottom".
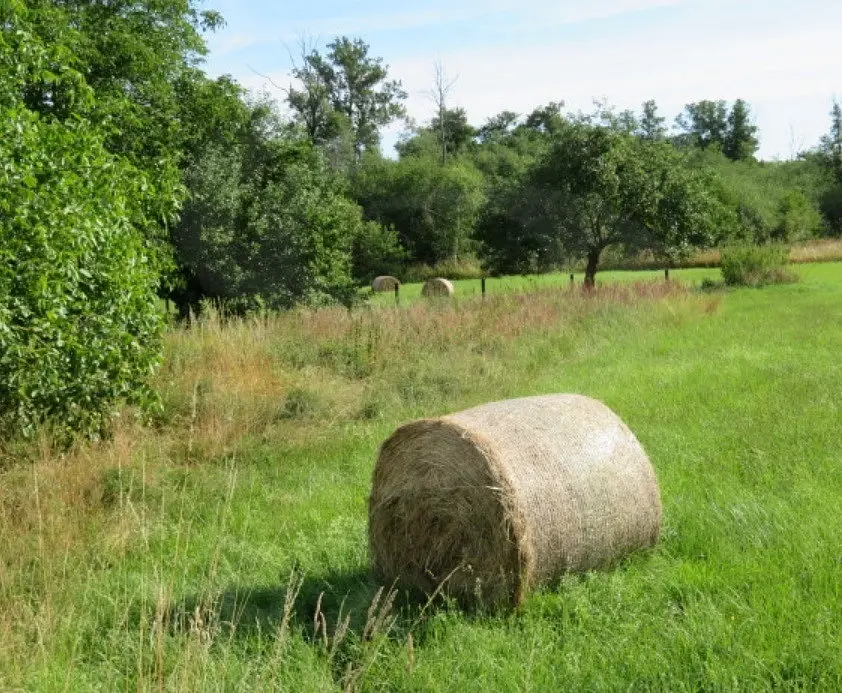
[
  {"left": 287, "top": 37, "right": 406, "bottom": 157},
  {"left": 354, "top": 156, "right": 485, "bottom": 264},
  {"left": 1, "top": 3, "right": 165, "bottom": 438},
  {"left": 478, "top": 123, "right": 725, "bottom": 283},
  {"left": 174, "top": 106, "right": 374, "bottom": 311},
  {"left": 676, "top": 99, "right": 759, "bottom": 161}
]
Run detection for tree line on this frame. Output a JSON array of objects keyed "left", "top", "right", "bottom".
[{"left": 2, "top": 0, "right": 841, "bottom": 438}]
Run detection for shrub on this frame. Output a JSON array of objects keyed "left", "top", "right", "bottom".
[
  {"left": 0, "top": 108, "right": 163, "bottom": 440},
  {"left": 774, "top": 191, "right": 823, "bottom": 242},
  {"left": 404, "top": 257, "right": 485, "bottom": 283},
  {"left": 720, "top": 244, "right": 795, "bottom": 287}
]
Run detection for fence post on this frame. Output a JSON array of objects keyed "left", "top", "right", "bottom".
[
  {"left": 481, "top": 276, "right": 486, "bottom": 300},
  {"left": 570, "top": 273, "right": 575, "bottom": 287},
  {"left": 394, "top": 283, "right": 400, "bottom": 306},
  {"left": 664, "top": 268, "right": 670, "bottom": 281}
]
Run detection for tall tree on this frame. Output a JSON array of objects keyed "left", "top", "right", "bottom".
[
  {"left": 288, "top": 37, "right": 407, "bottom": 158},
  {"left": 428, "top": 62, "right": 458, "bottom": 164},
  {"left": 820, "top": 100, "right": 842, "bottom": 179},
  {"left": 429, "top": 108, "right": 476, "bottom": 159},
  {"left": 523, "top": 101, "right": 566, "bottom": 135},
  {"left": 286, "top": 40, "right": 341, "bottom": 145},
  {"left": 477, "top": 111, "right": 521, "bottom": 143},
  {"left": 724, "top": 99, "right": 759, "bottom": 161},
  {"left": 675, "top": 100, "right": 729, "bottom": 151},
  {"left": 478, "top": 124, "right": 724, "bottom": 285},
  {"left": 638, "top": 99, "right": 666, "bottom": 141}
]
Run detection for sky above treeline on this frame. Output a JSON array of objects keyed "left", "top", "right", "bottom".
[{"left": 203, "top": 0, "right": 842, "bottom": 161}]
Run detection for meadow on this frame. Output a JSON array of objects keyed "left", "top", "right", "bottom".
[{"left": 1, "top": 263, "right": 841, "bottom": 691}]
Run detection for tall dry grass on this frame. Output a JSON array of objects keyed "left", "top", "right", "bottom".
[{"left": 603, "top": 238, "right": 842, "bottom": 272}]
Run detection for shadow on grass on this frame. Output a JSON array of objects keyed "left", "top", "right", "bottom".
[{"left": 167, "top": 568, "right": 418, "bottom": 641}]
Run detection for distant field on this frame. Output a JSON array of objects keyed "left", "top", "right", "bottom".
[
  {"left": 369, "top": 260, "right": 841, "bottom": 305},
  {"left": 2, "top": 264, "right": 842, "bottom": 690},
  {"left": 369, "top": 266, "right": 721, "bottom": 305}
]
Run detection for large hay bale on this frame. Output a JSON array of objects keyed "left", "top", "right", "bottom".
[
  {"left": 421, "top": 277, "right": 454, "bottom": 297},
  {"left": 368, "top": 394, "right": 662, "bottom": 605},
  {"left": 371, "top": 275, "right": 401, "bottom": 292}
]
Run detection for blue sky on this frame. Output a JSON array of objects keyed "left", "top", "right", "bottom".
[{"left": 202, "top": 0, "right": 842, "bottom": 160}]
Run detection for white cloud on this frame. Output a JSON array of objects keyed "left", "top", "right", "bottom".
[
  {"left": 382, "top": 19, "right": 842, "bottom": 158},
  {"left": 206, "top": 0, "right": 842, "bottom": 159}
]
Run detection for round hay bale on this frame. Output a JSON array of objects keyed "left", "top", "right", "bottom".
[
  {"left": 371, "top": 275, "right": 401, "bottom": 292},
  {"left": 368, "top": 394, "right": 662, "bottom": 605},
  {"left": 421, "top": 277, "right": 454, "bottom": 297}
]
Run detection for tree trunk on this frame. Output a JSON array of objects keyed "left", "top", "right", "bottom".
[{"left": 584, "top": 248, "right": 601, "bottom": 289}]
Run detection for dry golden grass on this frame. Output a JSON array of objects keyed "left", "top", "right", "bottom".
[{"left": 608, "top": 238, "right": 842, "bottom": 271}]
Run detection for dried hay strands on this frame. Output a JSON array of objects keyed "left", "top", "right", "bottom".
[
  {"left": 372, "top": 276, "right": 401, "bottom": 292},
  {"left": 368, "top": 394, "right": 662, "bottom": 605},
  {"left": 421, "top": 277, "right": 454, "bottom": 297}
]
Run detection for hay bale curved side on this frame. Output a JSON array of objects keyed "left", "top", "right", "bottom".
[
  {"left": 371, "top": 275, "right": 401, "bottom": 292},
  {"left": 368, "top": 394, "right": 662, "bottom": 605},
  {"left": 421, "top": 277, "right": 454, "bottom": 297}
]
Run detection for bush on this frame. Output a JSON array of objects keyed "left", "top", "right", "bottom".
[
  {"left": 774, "top": 191, "right": 823, "bottom": 242},
  {"left": 403, "top": 257, "right": 485, "bottom": 283},
  {"left": 720, "top": 244, "right": 795, "bottom": 287},
  {"left": 351, "top": 221, "right": 408, "bottom": 284},
  {"left": 174, "top": 126, "right": 365, "bottom": 312},
  {"left": 0, "top": 109, "right": 163, "bottom": 439}
]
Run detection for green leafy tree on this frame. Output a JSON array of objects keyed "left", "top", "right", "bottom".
[
  {"left": 174, "top": 106, "right": 371, "bottom": 311},
  {"left": 19, "top": 0, "right": 223, "bottom": 270},
  {"left": 819, "top": 100, "right": 842, "bottom": 180},
  {"left": 638, "top": 100, "right": 666, "bottom": 141},
  {"left": 430, "top": 108, "right": 476, "bottom": 160},
  {"left": 287, "top": 37, "right": 406, "bottom": 158},
  {"left": 479, "top": 124, "right": 724, "bottom": 285},
  {"left": 724, "top": 99, "right": 759, "bottom": 161},
  {"left": 522, "top": 102, "right": 566, "bottom": 135},
  {"left": 477, "top": 111, "right": 520, "bottom": 143},
  {"left": 1, "top": 4, "right": 164, "bottom": 439},
  {"left": 675, "top": 100, "right": 729, "bottom": 151},
  {"left": 396, "top": 108, "right": 476, "bottom": 161},
  {"left": 286, "top": 41, "right": 344, "bottom": 146},
  {"left": 351, "top": 221, "right": 408, "bottom": 283},
  {"left": 774, "top": 190, "right": 822, "bottom": 242},
  {"left": 354, "top": 156, "right": 485, "bottom": 264},
  {"left": 817, "top": 101, "right": 842, "bottom": 234}
]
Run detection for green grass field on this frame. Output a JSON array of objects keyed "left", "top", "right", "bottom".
[
  {"left": 2, "top": 264, "right": 842, "bottom": 690},
  {"left": 368, "top": 266, "right": 723, "bottom": 305}
]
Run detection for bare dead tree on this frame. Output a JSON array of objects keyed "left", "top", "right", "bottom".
[{"left": 426, "top": 62, "right": 458, "bottom": 165}]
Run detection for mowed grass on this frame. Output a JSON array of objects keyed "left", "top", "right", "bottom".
[{"left": 1, "top": 265, "right": 842, "bottom": 690}]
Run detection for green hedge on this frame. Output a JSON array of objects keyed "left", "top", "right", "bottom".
[{"left": 0, "top": 108, "right": 164, "bottom": 439}]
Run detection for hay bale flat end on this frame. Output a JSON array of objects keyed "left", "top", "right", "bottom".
[
  {"left": 372, "top": 276, "right": 401, "bottom": 292},
  {"left": 421, "top": 277, "right": 454, "bottom": 297}
]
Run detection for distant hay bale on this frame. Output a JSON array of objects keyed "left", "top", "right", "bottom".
[
  {"left": 368, "top": 394, "right": 662, "bottom": 605},
  {"left": 371, "top": 276, "right": 401, "bottom": 292},
  {"left": 421, "top": 277, "right": 454, "bottom": 297}
]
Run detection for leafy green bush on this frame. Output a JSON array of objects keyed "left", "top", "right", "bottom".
[
  {"left": 351, "top": 221, "right": 408, "bottom": 284},
  {"left": 404, "top": 258, "right": 485, "bottom": 283},
  {"left": 774, "top": 191, "right": 823, "bottom": 242},
  {"left": 174, "top": 119, "right": 367, "bottom": 311},
  {"left": 720, "top": 244, "right": 795, "bottom": 287},
  {"left": 0, "top": 108, "right": 163, "bottom": 439}
]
